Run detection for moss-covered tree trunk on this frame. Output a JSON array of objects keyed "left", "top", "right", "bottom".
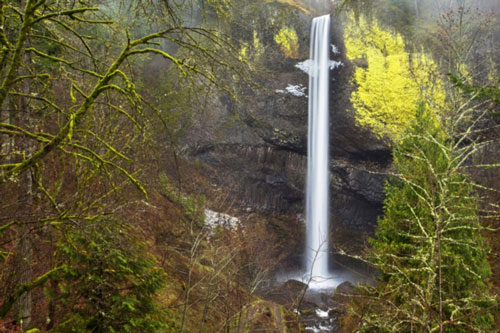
[{"left": 13, "top": 6, "right": 34, "bottom": 324}]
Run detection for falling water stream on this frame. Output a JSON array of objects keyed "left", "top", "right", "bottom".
[
  {"left": 304, "top": 14, "right": 333, "bottom": 289},
  {"left": 277, "top": 11, "right": 369, "bottom": 332},
  {"left": 276, "top": 13, "right": 370, "bottom": 292},
  {"left": 272, "top": 13, "right": 373, "bottom": 332}
]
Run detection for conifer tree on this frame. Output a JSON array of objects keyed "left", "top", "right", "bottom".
[
  {"left": 53, "top": 219, "right": 170, "bottom": 332},
  {"left": 355, "top": 105, "right": 497, "bottom": 332}
]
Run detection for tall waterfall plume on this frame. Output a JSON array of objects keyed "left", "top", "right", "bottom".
[{"left": 305, "top": 14, "right": 331, "bottom": 285}]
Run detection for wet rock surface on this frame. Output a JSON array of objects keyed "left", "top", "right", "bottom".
[
  {"left": 259, "top": 279, "right": 357, "bottom": 332},
  {"left": 191, "top": 144, "right": 307, "bottom": 212},
  {"left": 300, "top": 281, "right": 357, "bottom": 332},
  {"left": 264, "top": 279, "right": 308, "bottom": 306},
  {"left": 180, "top": 4, "right": 391, "bottom": 260},
  {"left": 183, "top": 11, "right": 390, "bottom": 227}
]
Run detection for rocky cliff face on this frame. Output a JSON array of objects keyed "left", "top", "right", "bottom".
[{"left": 182, "top": 3, "right": 391, "bottom": 234}]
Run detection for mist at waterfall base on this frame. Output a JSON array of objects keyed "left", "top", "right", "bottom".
[{"left": 277, "top": 15, "right": 368, "bottom": 291}]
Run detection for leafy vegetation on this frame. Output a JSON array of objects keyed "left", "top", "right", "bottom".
[
  {"left": 351, "top": 105, "right": 497, "bottom": 331},
  {"left": 0, "top": 0, "right": 255, "bottom": 330},
  {"left": 341, "top": 1, "right": 500, "bottom": 331},
  {"left": 274, "top": 26, "right": 300, "bottom": 59},
  {"left": 344, "top": 13, "right": 445, "bottom": 142}
]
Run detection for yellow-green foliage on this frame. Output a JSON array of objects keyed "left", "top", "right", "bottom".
[
  {"left": 344, "top": 13, "right": 445, "bottom": 142},
  {"left": 274, "top": 26, "right": 299, "bottom": 58},
  {"left": 239, "top": 45, "right": 248, "bottom": 62},
  {"left": 488, "top": 57, "right": 499, "bottom": 85},
  {"left": 239, "top": 30, "right": 264, "bottom": 64},
  {"left": 253, "top": 30, "right": 265, "bottom": 59},
  {"left": 204, "top": 0, "right": 231, "bottom": 16}
]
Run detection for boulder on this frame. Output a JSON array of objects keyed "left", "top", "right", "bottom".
[{"left": 263, "top": 279, "right": 308, "bottom": 307}]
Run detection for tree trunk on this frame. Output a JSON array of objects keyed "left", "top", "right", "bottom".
[
  {"left": 14, "top": 225, "right": 32, "bottom": 329},
  {"left": 13, "top": 19, "right": 34, "bottom": 326}
]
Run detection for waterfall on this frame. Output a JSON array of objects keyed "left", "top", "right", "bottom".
[
  {"left": 274, "top": 14, "right": 368, "bottom": 291},
  {"left": 305, "top": 14, "right": 331, "bottom": 284}
]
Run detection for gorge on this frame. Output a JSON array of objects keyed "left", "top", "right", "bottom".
[{"left": 1, "top": 0, "right": 499, "bottom": 332}]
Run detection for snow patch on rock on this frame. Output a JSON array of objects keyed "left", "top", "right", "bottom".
[
  {"left": 329, "top": 60, "right": 343, "bottom": 70},
  {"left": 275, "top": 84, "right": 307, "bottom": 97},
  {"left": 295, "top": 59, "right": 313, "bottom": 74},
  {"left": 330, "top": 43, "right": 339, "bottom": 54},
  {"left": 204, "top": 209, "right": 240, "bottom": 229}
]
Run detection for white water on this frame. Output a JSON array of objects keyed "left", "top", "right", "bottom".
[
  {"left": 305, "top": 14, "right": 331, "bottom": 288},
  {"left": 275, "top": 15, "right": 367, "bottom": 291}
]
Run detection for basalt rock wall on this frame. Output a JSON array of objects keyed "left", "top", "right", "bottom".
[{"left": 182, "top": 3, "right": 391, "bottom": 231}]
